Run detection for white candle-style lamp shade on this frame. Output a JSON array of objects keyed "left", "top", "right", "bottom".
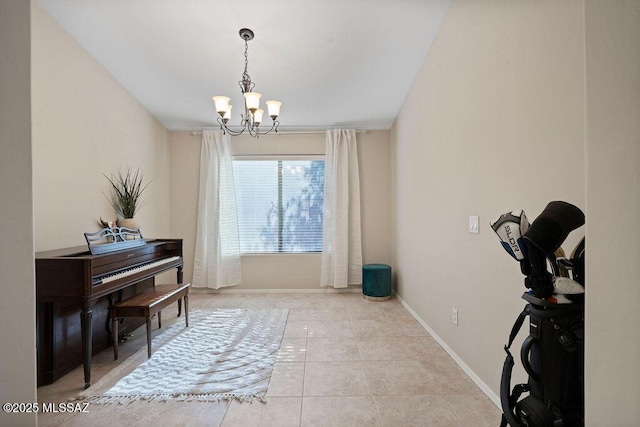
[
  {"left": 254, "top": 108, "right": 264, "bottom": 125},
  {"left": 213, "top": 96, "right": 230, "bottom": 116},
  {"left": 224, "top": 104, "right": 232, "bottom": 123},
  {"left": 244, "top": 92, "right": 261, "bottom": 111},
  {"left": 266, "top": 100, "right": 282, "bottom": 119}
]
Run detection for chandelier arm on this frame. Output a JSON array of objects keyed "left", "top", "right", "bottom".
[
  {"left": 217, "top": 117, "right": 248, "bottom": 137},
  {"left": 216, "top": 116, "right": 279, "bottom": 137},
  {"left": 253, "top": 120, "right": 280, "bottom": 135}
]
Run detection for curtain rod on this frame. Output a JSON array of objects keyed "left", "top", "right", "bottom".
[{"left": 189, "top": 130, "right": 366, "bottom": 136}]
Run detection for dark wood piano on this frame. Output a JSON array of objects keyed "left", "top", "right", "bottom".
[{"left": 35, "top": 237, "right": 183, "bottom": 388}]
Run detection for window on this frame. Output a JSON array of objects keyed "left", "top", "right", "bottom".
[{"left": 233, "top": 157, "right": 325, "bottom": 253}]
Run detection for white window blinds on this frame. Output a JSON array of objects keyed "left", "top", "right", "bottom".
[{"left": 233, "top": 157, "right": 325, "bottom": 253}]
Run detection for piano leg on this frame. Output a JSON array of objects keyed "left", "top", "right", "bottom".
[
  {"left": 177, "top": 266, "right": 184, "bottom": 316},
  {"left": 80, "top": 306, "right": 93, "bottom": 389}
]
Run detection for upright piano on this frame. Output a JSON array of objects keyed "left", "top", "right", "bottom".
[{"left": 35, "top": 238, "right": 183, "bottom": 388}]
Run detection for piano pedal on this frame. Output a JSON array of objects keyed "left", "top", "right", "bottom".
[{"left": 118, "top": 332, "right": 134, "bottom": 343}]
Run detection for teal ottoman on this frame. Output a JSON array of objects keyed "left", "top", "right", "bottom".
[{"left": 362, "top": 264, "right": 392, "bottom": 301}]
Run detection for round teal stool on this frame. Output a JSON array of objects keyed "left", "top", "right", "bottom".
[{"left": 362, "top": 264, "right": 392, "bottom": 301}]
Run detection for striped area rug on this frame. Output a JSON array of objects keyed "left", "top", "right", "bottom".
[{"left": 73, "top": 308, "right": 289, "bottom": 404}]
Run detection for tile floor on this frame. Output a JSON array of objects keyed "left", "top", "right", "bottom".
[{"left": 37, "top": 292, "right": 501, "bottom": 426}]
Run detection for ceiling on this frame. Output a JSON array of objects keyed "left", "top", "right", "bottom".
[{"left": 35, "top": 0, "right": 452, "bottom": 132}]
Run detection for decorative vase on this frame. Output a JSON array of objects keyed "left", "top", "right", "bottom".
[
  {"left": 118, "top": 218, "right": 138, "bottom": 229},
  {"left": 117, "top": 218, "right": 139, "bottom": 239}
]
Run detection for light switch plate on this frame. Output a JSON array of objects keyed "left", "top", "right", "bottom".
[{"left": 469, "top": 216, "right": 479, "bottom": 234}]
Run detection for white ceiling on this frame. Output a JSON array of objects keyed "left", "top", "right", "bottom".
[{"left": 35, "top": 0, "right": 452, "bottom": 132}]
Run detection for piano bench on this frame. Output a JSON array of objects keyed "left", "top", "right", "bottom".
[{"left": 109, "top": 283, "right": 191, "bottom": 360}]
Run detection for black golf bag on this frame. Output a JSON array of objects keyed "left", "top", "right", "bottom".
[
  {"left": 491, "top": 202, "right": 585, "bottom": 427},
  {"left": 500, "top": 293, "right": 584, "bottom": 427}
]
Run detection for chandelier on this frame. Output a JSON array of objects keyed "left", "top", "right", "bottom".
[{"left": 212, "top": 28, "right": 282, "bottom": 137}]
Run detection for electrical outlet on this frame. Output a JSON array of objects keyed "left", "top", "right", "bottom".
[{"left": 452, "top": 308, "right": 458, "bottom": 325}]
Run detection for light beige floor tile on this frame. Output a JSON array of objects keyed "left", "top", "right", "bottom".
[
  {"left": 287, "top": 308, "right": 310, "bottom": 322},
  {"left": 221, "top": 397, "right": 302, "bottom": 427},
  {"left": 277, "top": 338, "right": 307, "bottom": 362},
  {"left": 307, "top": 320, "right": 354, "bottom": 338},
  {"left": 356, "top": 336, "right": 415, "bottom": 361},
  {"left": 241, "top": 295, "right": 279, "bottom": 308},
  {"left": 266, "top": 362, "right": 305, "bottom": 397},
  {"left": 37, "top": 293, "right": 500, "bottom": 426},
  {"left": 384, "top": 310, "right": 419, "bottom": 323},
  {"left": 283, "top": 320, "right": 309, "bottom": 338},
  {"left": 350, "top": 319, "right": 402, "bottom": 338},
  {"left": 276, "top": 294, "right": 312, "bottom": 309},
  {"left": 347, "top": 312, "right": 385, "bottom": 322},
  {"left": 404, "top": 336, "right": 450, "bottom": 360},
  {"left": 342, "top": 296, "right": 377, "bottom": 308},
  {"left": 363, "top": 360, "right": 439, "bottom": 395},
  {"left": 303, "top": 362, "right": 370, "bottom": 396},
  {"left": 420, "top": 357, "right": 484, "bottom": 395},
  {"left": 308, "top": 307, "right": 349, "bottom": 321},
  {"left": 346, "top": 305, "right": 389, "bottom": 321},
  {"left": 373, "top": 395, "right": 460, "bottom": 427},
  {"left": 308, "top": 293, "right": 348, "bottom": 308},
  {"left": 361, "top": 299, "right": 400, "bottom": 309},
  {"left": 395, "top": 318, "right": 430, "bottom": 336},
  {"left": 434, "top": 372, "right": 484, "bottom": 396},
  {"left": 344, "top": 299, "right": 388, "bottom": 309},
  {"left": 379, "top": 301, "right": 409, "bottom": 314},
  {"left": 58, "top": 401, "right": 159, "bottom": 426},
  {"left": 301, "top": 396, "right": 381, "bottom": 427},
  {"left": 37, "top": 372, "right": 94, "bottom": 404},
  {"left": 418, "top": 352, "right": 464, "bottom": 376},
  {"left": 276, "top": 293, "right": 310, "bottom": 300},
  {"left": 138, "top": 400, "right": 229, "bottom": 427},
  {"left": 37, "top": 410, "right": 76, "bottom": 427},
  {"left": 305, "top": 337, "right": 361, "bottom": 362},
  {"left": 203, "top": 295, "right": 247, "bottom": 308},
  {"left": 445, "top": 395, "right": 502, "bottom": 426}
]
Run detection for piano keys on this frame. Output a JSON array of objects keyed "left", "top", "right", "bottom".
[
  {"left": 36, "top": 238, "right": 183, "bottom": 388},
  {"left": 96, "top": 255, "right": 181, "bottom": 285}
]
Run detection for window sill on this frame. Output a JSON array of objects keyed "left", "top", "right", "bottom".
[{"left": 240, "top": 252, "right": 321, "bottom": 257}]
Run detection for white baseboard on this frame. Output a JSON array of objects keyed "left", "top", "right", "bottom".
[
  {"left": 393, "top": 291, "right": 501, "bottom": 409},
  {"left": 190, "top": 286, "right": 362, "bottom": 294}
]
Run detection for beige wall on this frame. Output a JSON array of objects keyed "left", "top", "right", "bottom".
[
  {"left": 169, "top": 130, "right": 392, "bottom": 289},
  {"left": 0, "top": 1, "right": 37, "bottom": 425},
  {"left": 391, "top": 0, "right": 585, "bottom": 403},
  {"left": 584, "top": 1, "right": 640, "bottom": 424},
  {"left": 31, "top": 4, "right": 171, "bottom": 252},
  {"left": 29, "top": 0, "right": 173, "bottom": 400}
]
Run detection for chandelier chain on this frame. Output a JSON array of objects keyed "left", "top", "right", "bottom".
[
  {"left": 244, "top": 39, "right": 248, "bottom": 75},
  {"left": 239, "top": 38, "right": 254, "bottom": 94}
]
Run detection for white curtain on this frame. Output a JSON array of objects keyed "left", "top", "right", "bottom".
[
  {"left": 193, "top": 130, "right": 242, "bottom": 289},
  {"left": 321, "top": 129, "right": 363, "bottom": 288}
]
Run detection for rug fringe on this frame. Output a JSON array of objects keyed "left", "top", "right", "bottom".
[{"left": 72, "top": 392, "right": 266, "bottom": 405}]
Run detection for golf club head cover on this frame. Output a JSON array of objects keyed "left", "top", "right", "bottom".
[
  {"left": 490, "top": 210, "right": 531, "bottom": 275},
  {"left": 523, "top": 201, "right": 584, "bottom": 299},
  {"left": 524, "top": 244, "right": 554, "bottom": 298},
  {"left": 524, "top": 201, "right": 585, "bottom": 255}
]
